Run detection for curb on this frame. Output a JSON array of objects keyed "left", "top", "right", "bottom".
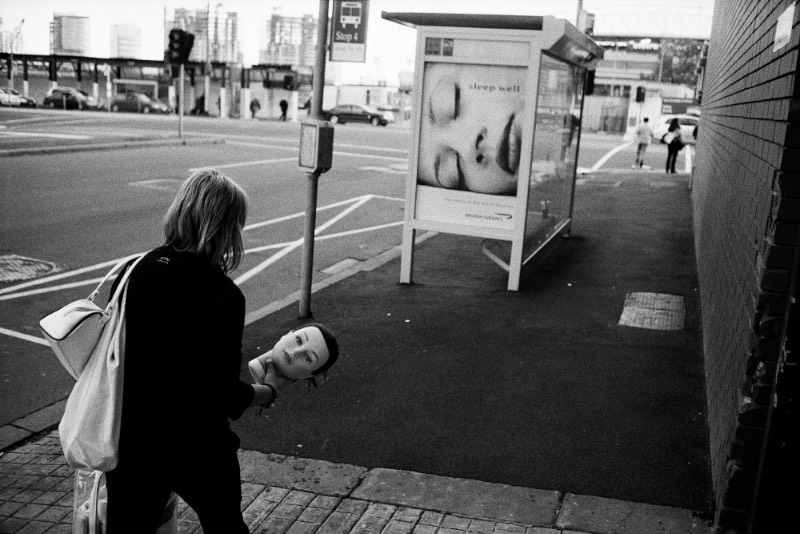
[
  {"left": 237, "top": 451, "right": 714, "bottom": 533},
  {"left": 0, "top": 136, "right": 225, "bottom": 157}
]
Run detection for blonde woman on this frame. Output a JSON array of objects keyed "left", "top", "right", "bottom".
[{"left": 105, "top": 169, "right": 294, "bottom": 532}]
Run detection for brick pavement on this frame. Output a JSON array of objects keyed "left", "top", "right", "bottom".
[{"left": 0, "top": 430, "right": 712, "bottom": 534}]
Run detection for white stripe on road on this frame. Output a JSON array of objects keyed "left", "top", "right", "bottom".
[
  {"left": 195, "top": 132, "right": 410, "bottom": 154},
  {"left": 244, "top": 221, "right": 402, "bottom": 254},
  {"left": 0, "top": 131, "right": 92, "bottom": 140},
  {"left": 0, "top": 277, "right": 107, "bottom": 301},
  {"left": 243, "top": 230, "right": 438, "bottom": 326},
  {"left": 234, "top": 196, "right": 372, "bottom": 286},
  {"left": 590, "top": 141, "right": 634, "bottom": 172},
  {"left": 0, "top": 257, "right": 127, "bottom": 296},
  {"left": 243, "top": 195, "right": 370, "bottom": 231},
  {"left": 334, "top": 150, "right": 408, "bottom": 162},
  {"left": 189, "top": 156, "right": 297, "bottom": 172},
  {"left": 0, "top": 327, "right": 49, "bottom": 346}
]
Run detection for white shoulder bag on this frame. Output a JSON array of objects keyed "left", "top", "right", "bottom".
[
  {"left": 58, "top": 254, "right": 144, "bottom": 471},
  {"left": 40, "top": 255, "right": 144, "bottom": 380}
]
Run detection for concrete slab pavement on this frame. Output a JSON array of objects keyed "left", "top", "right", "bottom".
[{"left": 0, "top": 430, "right": 712, "bottom": 534}]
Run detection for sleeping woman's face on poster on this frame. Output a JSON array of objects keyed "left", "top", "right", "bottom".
[{"left": 417, "top": 64, "right": 526, "bottom": 196}]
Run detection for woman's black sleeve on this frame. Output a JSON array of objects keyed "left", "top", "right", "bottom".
[{"left": 203, "top": 286, "right": 255, "bottom": 420}]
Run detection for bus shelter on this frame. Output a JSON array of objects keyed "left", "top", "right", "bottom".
[{"left": 382, "top": 12, "right": 603, "bottom": 291}]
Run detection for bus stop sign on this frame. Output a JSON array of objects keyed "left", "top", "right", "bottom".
[{"left": 330, "top": 0, "right": 369, "bottom": 62}]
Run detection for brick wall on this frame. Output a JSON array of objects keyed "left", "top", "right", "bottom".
[{"left": 693, "top": 0, "right": 799, "bottom": 531}]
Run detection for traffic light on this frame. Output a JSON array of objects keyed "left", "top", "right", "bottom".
[
  {"left": 283, "top": 75, "right": 295, "bottom": 90},
  {"left": 167, "top": 29, "right": 195, "bottom": 64},
  {"left": 636, "top": 86, "right": 646, "bottom": 102},
  {"left": 168, "top": 29, "right": 183, "bottom": 64}
]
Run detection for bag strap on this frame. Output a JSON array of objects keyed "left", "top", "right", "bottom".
[
  {"left": 88, "top": 470, "right": 103, "bottom": 534},
  {"left": 87, "top": 254, "right": 145, "bottom": 303},
  {"left": 102, "top": 254, "right": 146, "bottom": 315}
]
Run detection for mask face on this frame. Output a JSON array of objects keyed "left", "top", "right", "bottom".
[{"left": 269, "top": 326, "right": 329, "bottom": 380}]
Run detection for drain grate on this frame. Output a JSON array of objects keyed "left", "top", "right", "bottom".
[
  {"left": 0, "top": 255, "right": 64, "bottom": 282},
  {"left": 619, "top": 292, "right": 685, "bottom": 330}
]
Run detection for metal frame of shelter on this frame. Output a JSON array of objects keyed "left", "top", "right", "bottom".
[{"left": 383, "top": 12, "right": 603, "bottom": 291}]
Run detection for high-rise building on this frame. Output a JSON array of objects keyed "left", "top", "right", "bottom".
[
  {"left": 110, "top": 24, "right": 141, "bottom": 58},
  {"left": 259, "top": 14, "right": 316, "bottom": 67},
  {"left": 52, "top": 14, "right": 89, "bottom": 55},
  {"left": 0, "top": 30, "right": 23, "bottom": 54},
  {"left": 169, "top": 7, "right": 238, "bottom": 63}
]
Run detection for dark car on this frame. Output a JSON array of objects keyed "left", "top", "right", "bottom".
[
  {"left": 10, "top": 89, "right": 36, "bottom": 108},
  {"left": 111, "top": 92, "right": 171, "bottom": 114},
  {"left": 321, "top": 104, "right": 391, "bottom": 126},
  {"left": 43, "top": 87, "right": 89, "bottom": 110}
]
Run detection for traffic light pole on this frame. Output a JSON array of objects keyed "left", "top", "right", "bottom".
[
  {"left": 178, "top": 63, "right": 185, "bottom": 139},
  {"left": 298, "top": 0, "right": 330, "bottom": 319}
]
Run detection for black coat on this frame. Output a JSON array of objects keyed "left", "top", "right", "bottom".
[{"left": 114, "top": 246, "right": 254, "bottom": 462}]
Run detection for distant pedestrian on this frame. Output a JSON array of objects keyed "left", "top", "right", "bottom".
[
  {"left": 634, "top": 117, "right": 653, "bottom": 168},
  {"left": 279, "top": 99, "right": 288, "bottom": 121},
  {"left": 664, "top": 118, "right": 684, "bottom": 173},
  {"left": 250, "top": 98, "right": 261, "bottom": 119},
  {"left": 104, "top": 168, "right": 340, "bottom": 533}
]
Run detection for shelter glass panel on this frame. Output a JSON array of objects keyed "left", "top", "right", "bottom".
[{"left": 524, "top": 53, "right": 584, "bottom": 258}]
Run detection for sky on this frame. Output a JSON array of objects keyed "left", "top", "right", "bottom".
[{"left": 0, "top": 0, "right": 715, "bottom": 85}]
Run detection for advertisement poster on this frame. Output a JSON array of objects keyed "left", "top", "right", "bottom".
[{"left": 417, "top": 63, "right": 527, "bottom": 198}]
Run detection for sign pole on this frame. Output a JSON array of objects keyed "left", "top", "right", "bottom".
[
  {"left": 178, "top": 63, "right": 185, "bottom": 139},
  {"left": 298, "top": 0, "right": 331, "bottom": 319}
]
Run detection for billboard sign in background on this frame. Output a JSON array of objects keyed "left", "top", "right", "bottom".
[{"left": 330, "top": 0, "right": 369, "bottom": 62}]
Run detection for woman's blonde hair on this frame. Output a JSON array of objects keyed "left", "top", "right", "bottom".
[{"left": 163, "top": 168, "right": 248, "bottom": 273}]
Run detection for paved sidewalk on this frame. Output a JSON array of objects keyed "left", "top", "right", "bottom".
[{"left": 0, "top": 430, "right": 712, "bottom": 534}]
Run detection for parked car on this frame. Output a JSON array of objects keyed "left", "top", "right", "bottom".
[
  {"left": 321, "top": 104, "right": 391, "bottom": 126},
  {"left": 10, "top": 89, "right": 36, "bottom": 108},
  {"left": 43, "top": 87, "right": 90, "bottom": 110},
  {"left": 652, "top": 114, "right": 699, "bottom": 143},
  {"left": 78, "top": 90, "right": 103, "bottom": 111},
  {"left": 111, "top": 92, "right": 171, "bottom": 114},
  {"left": 0, "top": 87, "right": 22, "bottom": 107}
]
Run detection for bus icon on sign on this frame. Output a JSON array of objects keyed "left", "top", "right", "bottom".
[{"left": 340, "top": 2, "right": 362, "bottom": 29}]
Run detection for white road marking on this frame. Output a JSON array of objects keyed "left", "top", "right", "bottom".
[
  {"left": 0, "top": 277, "right": 107, "bottom": 301},
  {"left": 188, "top": 156, "right": 297, "bottom": 172},
  {"left": 589, "top": 141, "right": 634, "bottom": 172},
  {"left": 244, "top": 221, "right": 402, "bottom": 254},
  {"left": 0, "top": 131, "right": 91, "bottom": 140},
  {"left": 0, "top": 327, "right": 49, "bottom": 346},
  {"left": 359, "top": 165, "right": 407, "bottom": 174},
  {"left": 234, "top": 195, "right": 372, "bottom": 286},
  {"left": 0, "top": 257, "right": 124, "bottom": 296},
  {"left": 195, "top": 132, "right": 409, "bottom": 154},
  {"left": 244, "top": 230, "right": 438, "bottom": 326},
  {"left": 244, "top": 195, "right": 370, "bottom": 231},
  {"left": 333, "top": 150, "right": 407, "bottom": 162}
]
